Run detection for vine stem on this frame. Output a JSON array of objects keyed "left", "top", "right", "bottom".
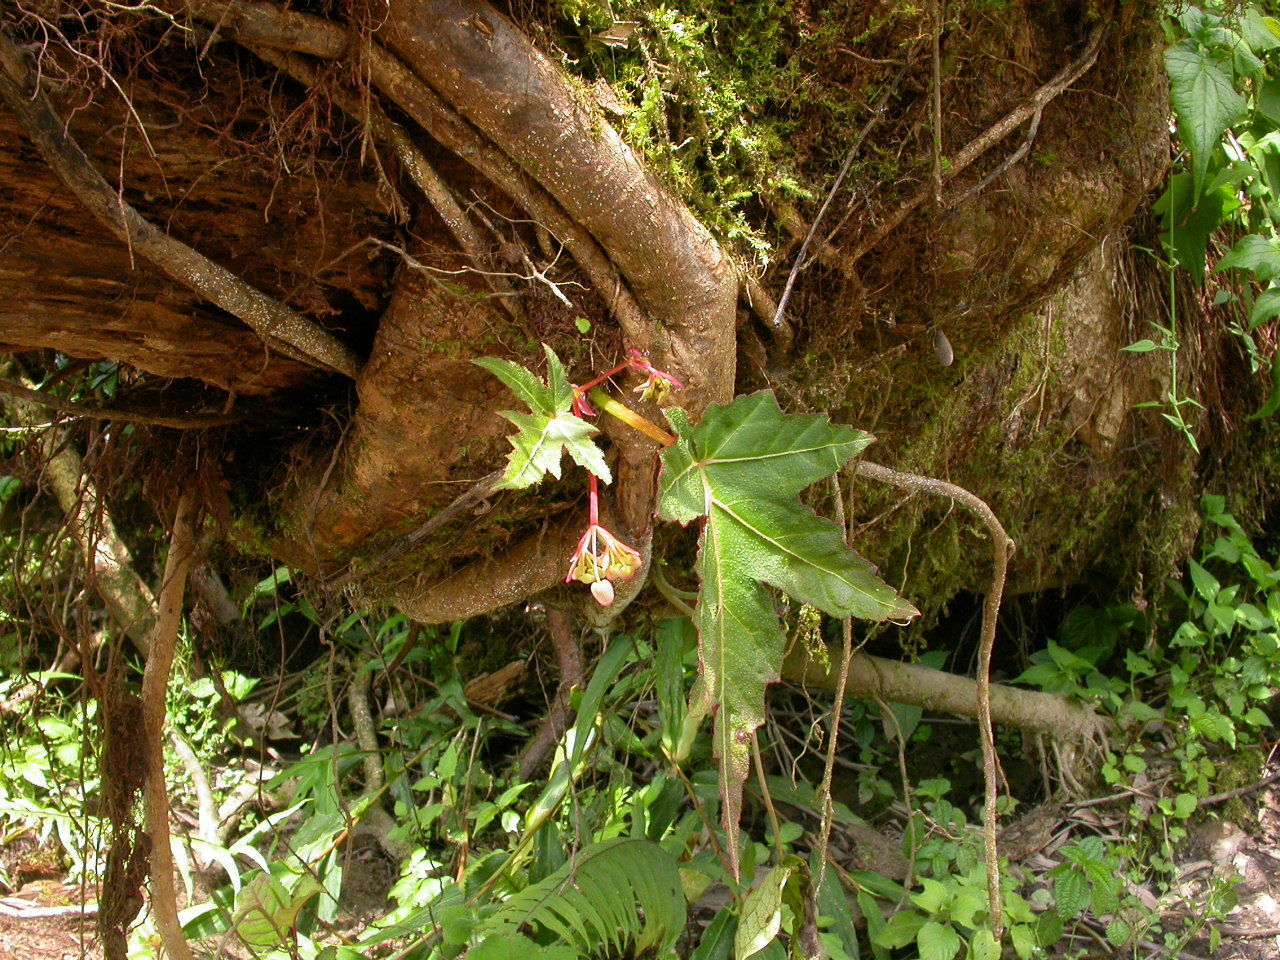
[
  {"left": 141, "top": 491, "right": 198, "bottom": 960},
  {"left": 811, "top": 475, "right": 857, "bottom": 911},
  {"left": 851, "top": 459, "right": 1013, "bottom": 940}
]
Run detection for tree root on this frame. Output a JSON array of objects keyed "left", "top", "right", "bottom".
[
  {"left": 516, "top": 606, "right": 583, "bottom": 780},
  {"left": 0, "top": 30, "right": 360, "bottom": 379},
  {"left": 851, "top": 458, "right": 1014, "bottom": 935}
]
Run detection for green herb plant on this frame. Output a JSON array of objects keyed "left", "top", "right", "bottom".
[{"left": 474, "top": 345, "right": 917, "bottom": 877}]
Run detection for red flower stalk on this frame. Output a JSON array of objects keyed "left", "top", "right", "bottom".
[{"left": 566, "top": 475, "right": 642, "bottom": 606}]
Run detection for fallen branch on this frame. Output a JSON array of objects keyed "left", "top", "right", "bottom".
[
  {"left": 783, "top": 646, "right": 1107, "bottom": 743},
  {"left": 851, "top": 458, "right": 1013, "bottom": 937},
  {"left": 844, "top": 24, "right": 1104, "bottom": 266},
  {"left": 0, "top": 31, "right": 361, "bottom": 380},
  {"left": 140, "top": 491, "right": 198, "bottom": 960},
  {"left": 0, "top": 899, "right": 99, "bottom": 919},
  {"left": 1198, "top": 769, "right": 1280, "bottom": 808}
]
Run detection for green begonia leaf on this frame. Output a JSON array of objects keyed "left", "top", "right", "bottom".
[
  {"left": 474, "top": 344, "right": 610, "bottom": 490},
  {"left": 657, "top": 392, "right": 917, "bottom": 871}
]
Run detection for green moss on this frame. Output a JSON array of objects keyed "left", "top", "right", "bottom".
[{"left": 546, "top": 0, "right": 830, "bottom": 261}]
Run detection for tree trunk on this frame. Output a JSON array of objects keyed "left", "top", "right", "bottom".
[{"left": 0, "top": 0, "right": 1229, "bottom": 628}]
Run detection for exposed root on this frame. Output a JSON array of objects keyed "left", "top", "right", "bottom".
[
  {"left": 516, "top": 606, "right": 583, "bottom": 780},
  {"left": 140, "top": 490, "right": 198, "bottom": 960},
  {"left": 0, "top": 28, "right": 361, "bottom": 379},
  {"left": 852, "top": 458, "right": 1014, "bottom": 938}
]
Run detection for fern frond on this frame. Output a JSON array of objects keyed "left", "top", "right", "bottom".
[{"left": 479, "top": 838, "right": 686, "bottom": 954}]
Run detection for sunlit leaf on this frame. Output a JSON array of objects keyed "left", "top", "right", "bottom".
[
  {"left": 474, "top": 344, "right": 610, "bottom": 490},
  {"left": 657, "top": 392, "right": 917, "bottom": 870},
  {"left": 1166, "top": 40, "right": 1247, "bottom": 196}
]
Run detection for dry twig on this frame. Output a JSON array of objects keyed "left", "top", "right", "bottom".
[{"left": 851, "top": 459, "right": 1014, "bottom": 939}]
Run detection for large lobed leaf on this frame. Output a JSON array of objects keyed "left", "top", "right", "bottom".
[
  {"left": 474, "top": 344, "right": 610, "bottom": 490},
  {"left": 656, "top": 391, "right": 917, "bottom": 870}
]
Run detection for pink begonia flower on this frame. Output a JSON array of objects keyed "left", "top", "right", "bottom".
[
  {"left": 566, "top": 523, "right": 643, "bottom": 603},
  {"left": 571, "top": 390, "right": 596, "bottom": 418},
  {"left": 627, "top": 349, "right": 684, "bottom": 404}
]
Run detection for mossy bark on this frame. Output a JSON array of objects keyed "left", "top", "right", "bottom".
[{"left": 0, "top": 0, "right": 1238, "bottom": 628}]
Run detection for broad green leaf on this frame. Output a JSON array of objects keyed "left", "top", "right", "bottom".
[
  {"left": 873, "top": 910, "right": 927, "bottom": 950},
  {"left": 971, "top": 927, "right": 1001, "bottom": 960},
  {"left": 231, "top": 872, "right": 322, "bottom": 947},
  {"left": 735, "top": 864, "right": 792, "bottom": 960},
  {"left": 1105, "top": 917, "right": 1134, "bottom": 947},
  {"left": 1215, "top": 235, "right": 1280, "bottom": 282},
  {"left": 1248, "top": 355, "right": 1280, "bottom": 420},
  {"left": 692, "top": 908, "right": 737, "bottom": 960},
  {"left": 657, "top": 392, "right": 916, "bottom": 868},
  {"left": 916, "top": 921, "right": 961, "bottom": 960},
  {"left": 811, "top": 853, "right": 860, "bottom": 960},
  {"left": 909, "top": 878, "right": 953, "bottom": 915},
  {"left": 1054, "top": 868, "right": 1090, "bottom": 919},
  {"left": 475, "top": 344, "right": 610, "bottom": 490},
  {"left": 1166, "top": 40, "right": 1247, "bottom": 197},
  {"left": 466, "top": 934, "right": 578, "bottom": 960}
]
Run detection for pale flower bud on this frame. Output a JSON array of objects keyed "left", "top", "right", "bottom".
[{"left": 590, "top": 579, "right": 615, "bottom": 606}]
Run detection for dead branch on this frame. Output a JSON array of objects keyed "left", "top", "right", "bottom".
[
  {"left": 0, "top": 365, "right": 156, "bottom": 653},
  {"left": 0, "top": 30, "right": 361, "bottom": 380},
  {"left": 0, "top": 376, "right": 238, "bottom": 429},
  {"left": 140, "top": 490, "right": 198, "bottom": 960},
  {"left": 783, "top": 646, "right": 1108, "bottom": 743},
  {"left": 844, "top": 24, "right": 1104, "bottom": 266},
  {"left": 852, "top": 458, "right": 1013, "bottom": 937}
]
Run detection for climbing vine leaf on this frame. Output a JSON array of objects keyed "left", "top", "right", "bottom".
[
  {"left": 474, "top": 345, "right": 610, "bottom": 491},
  {"left": 656, "top": 391, "right": 917, "bottom": 868}
]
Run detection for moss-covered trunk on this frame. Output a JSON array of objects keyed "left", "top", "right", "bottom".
[{"left": 0, "top": 0, "right": 1242, "bottom": 626}]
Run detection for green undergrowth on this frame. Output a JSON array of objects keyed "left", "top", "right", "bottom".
[{"left": 3, "top": 493, "right": 1279, "bottom": 959}]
